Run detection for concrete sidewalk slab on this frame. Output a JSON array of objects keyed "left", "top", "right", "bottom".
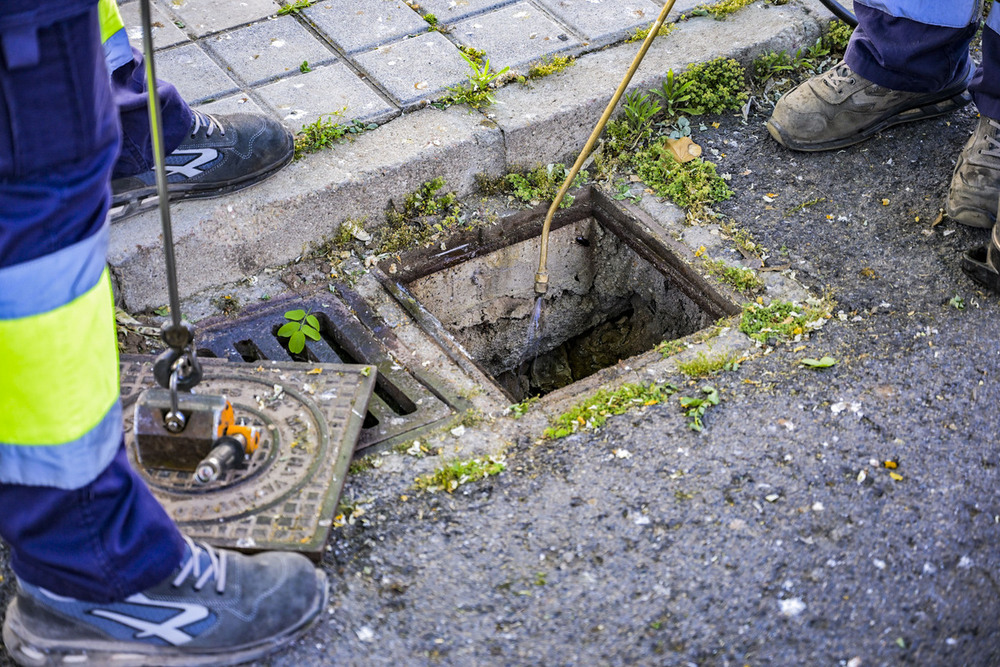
[
  {"left": 450, "top": 2, "right": 580, "bottom": 71},
  {"left": 168, "top": 0, "right": 279, "bottom": 36},
  {"left": 304, "top": 0, "right": 429, "bottom": 54},
  {"left": 354, "top": 32, "right": 471, "bottom": 109},
  {"left": 155, "top": 43, "right": 240, "bottom": 103},
  {"left": 203, "top": 17, "right": 338, "bottom": 86},
  {"left": 533, "top": 0, "right": 662, "bottom": 46}
]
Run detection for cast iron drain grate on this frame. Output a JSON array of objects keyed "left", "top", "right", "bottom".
[
  {"left": 120, "top": 356, "right": 375, "bottom": 559},
  {"left": 191, "top": 287, "right": 457, "bottom": 452}
]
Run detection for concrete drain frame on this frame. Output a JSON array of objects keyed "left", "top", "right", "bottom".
[{"left": 372, "top": 185, "right": 743, "bottom": 404}]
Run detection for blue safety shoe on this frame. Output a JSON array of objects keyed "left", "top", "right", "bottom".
[
  {"left": 110, "top": 111, "right": 294, "bottom": 221},
  {"left": 2, "top": 537, "right": 327, "bottom": 666}
]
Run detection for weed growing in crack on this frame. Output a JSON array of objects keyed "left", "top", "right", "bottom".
[
  {"left": 379, "top": 178, "right": 466, "bottom": 253},
  {"left": 277, "top": 0, "right": 311, "bottom": 15},
  {"left": 625, "top": 22, "right": 676, "bottom": 43},
  {"left": 543, "top": 382, "right": 678, "bottom": 439},
  {"left": 703, "top": 259, "right": 765, "bottom": 294},
  {"left": 679, "top": 385, "right": 719, "bottom": 431},
  {"left": 525, "top": 54, "right": 575, "bottom": 80},
  {"left": 739, "top": 299, "right": 832, "bottom": 344},
  {"left": 438, "top": 51, "right": 509, "bottom": 109},
  {"left": 278, "top": 308, "right": 321, "bottom": 354},
  {"left": 677, "top": 351, "right": 740, "bottom": 379},
  {"left": 414, "top": 455, "right": 506, "bottom": 493},
  {"left": 633, "top": 142, "right": 731, "bottom": 210},
  {"left": 294, "top": 110, "right": 377, "bottom": 158}
]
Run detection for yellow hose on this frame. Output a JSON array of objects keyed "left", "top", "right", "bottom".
[{"left": 534, "top": 0, "right": 678, "bottom": 295}]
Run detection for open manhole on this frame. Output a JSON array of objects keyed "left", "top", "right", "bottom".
[
  {"left": 191, "top": 288, "right": 460, "bottom": 452},
  {"left": 375, "top": 187, "right": 740, "bottom": 402}
]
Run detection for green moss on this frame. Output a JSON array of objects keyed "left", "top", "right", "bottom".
[
  {"left": 503, "top": 163, "right": 586, "bottom": 208},
  {"left": 348, "top": 456, "right": 377, "bottom": 475},
  {"left": 825, "top": 19, "right": 854, "bottom": 52},
  {"left": 625, "top": 22, "right": 676, "bottom": 43},
  {"left": 414, "top": 455, "right": 506, "bottom": 493},
  {"left": 508, "top": 396, "right": 539, "bottom": 419},
  {"left": 677, "top": 351, "right": 739, "bottom": 378},
  {"left": 678, "top": 57, "right": 748, "bottom": 115},
  {"left": 379, "top": 178, "right": 463, "bottom": 253},
  {"left": 739, "top": 300, "right": 831, "bottom": 344},
  {"left": 703, "top": 259, "right": 764, "bottom": 293},
  {"left": 526, "top": 54, "right": 575, "bottom": 79},
  {"left": 633, "top": 143, "right": 732, "bottom": 210},
  {"left": 544, "top": 382, "right": 678, "bottom": 439}
]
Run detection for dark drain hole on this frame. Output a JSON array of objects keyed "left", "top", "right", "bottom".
[{"left": 233, "top": 339, "right": 265, "bottom": 363}]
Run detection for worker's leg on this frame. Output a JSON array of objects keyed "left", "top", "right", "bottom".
[
  {"left": 0, "top": 0, "right": 186, "bottom": 602},
  {"left": 1, "top": 5, "right": 326, "bottom": 662},
  {"left": 947, "top": 12, "right": 1000, "bottom": 229},
  {"left": 766, "top": 1, "right": 976, "bottom": 151}
]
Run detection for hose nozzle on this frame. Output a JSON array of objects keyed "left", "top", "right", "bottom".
[{"left": 534, "top": 271, "right": 549, "bottom": 295}]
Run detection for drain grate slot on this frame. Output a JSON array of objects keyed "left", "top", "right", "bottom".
[{"left": 193, "top": 289, "right": 456, "bottom": 451}]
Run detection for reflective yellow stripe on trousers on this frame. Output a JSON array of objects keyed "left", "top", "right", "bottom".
[{"left": 0, "top": 269, "right": 119, "bottom": 445}]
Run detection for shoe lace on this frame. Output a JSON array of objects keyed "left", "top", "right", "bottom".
[
  {"left": 824, "top": 62, "right": 857, "bottom": 91},
  {"left": 191, "top": 111, "right": 225, "bottom": 138},
  {"left": 172, "top": 536, "right": 228, "bottom": 594},
  {"left": 981, "top": 119, "right": 1000, "bottom": 158}
]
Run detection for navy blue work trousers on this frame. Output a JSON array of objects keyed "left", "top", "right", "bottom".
[
  {"left": 0, "top": 1, "right": 185, "bottom": 602},
  {"left": 848, "top": 3, "right": 1000, "bottom": 120}
]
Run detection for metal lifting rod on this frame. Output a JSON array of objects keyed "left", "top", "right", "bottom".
[
  {"left": 533, "top": 0, "right": 677, "bottom": 295},
  {"left": 139, "top": 0, "right": 203, "bottom": 417}
]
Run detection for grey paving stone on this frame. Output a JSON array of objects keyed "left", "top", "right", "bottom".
[
  {"left": 354, "top": 32, "right": 469, "bottom": 108},
  {"left": 411, "top": 0, "right": 518, "bottom": 23},
  {"left": 304, "top": 0, "right": 429, "bottom": 54},
  {"left": 203, "top": 16, "right": 337, "bottom": 86},
  {"left": 193, "top": 93, "right": 268, "bottom": 117},
  {"left": 121, "top": 0, "right": 190, "bottom": 50},
  {"left": 534, "top": 0, "right": 663, "bottom": 45},
  {"left": 256, "top": 62, "right": 396, "bottom": 132},
  {"left": 168, "top": 0, "right": 280, "bottom": 37},
  {"left": 450, "top": 1, "right": 580, "bottom": 72},
  {"left": 154, "top": 43, "right": 241, "bottom": 104}
]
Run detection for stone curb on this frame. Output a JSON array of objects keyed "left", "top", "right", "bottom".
[{"left": 110, "top": 0, "right": 831, "bottom": 310}]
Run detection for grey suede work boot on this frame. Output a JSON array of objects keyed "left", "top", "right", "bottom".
[
  {"left": 766, "top": 60, "right": 973, "bottom": 152},
  {"left": 2, "top": 537, "right": 327, "bottom": 667},
  {"left": 946, "top": 116, "right": 1000, "bottom": 228},
  {"left": 110, "top": 111, "right": 293, "bottom": 221}
]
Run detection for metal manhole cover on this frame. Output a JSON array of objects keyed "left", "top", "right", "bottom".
[{"left": 120, "top": 356, "right": 375, "bottom": 559}]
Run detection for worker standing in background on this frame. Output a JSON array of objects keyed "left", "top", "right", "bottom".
[
  {"left": 0, "top": 0, "right": 326, "bottom": 664},
  {"left": 767, "top": 1, "right": 1000, "bottom": 292}
]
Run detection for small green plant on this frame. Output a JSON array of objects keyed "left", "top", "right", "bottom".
[
  {"left": 679, "top": 385, "right": 719, "bottom": 431},
  {"left": 800, "top": 356, "right": 837, "bottom": 368},
  {"left": 668, "top": 116, "right": 691, "bottom": 140},
  {"left": 348, "top": 456, "right": 377, "bottom": 475},
  {"left": 739, "top": 300, "right": 830, "bottom": 344},
  {"left": 293, "top": 111, "right": 377, "bottom": 158},
  {"left": 703, "top": 259, "right": 764, "bottom": 293},
  {"left": 825, "top": 19, "right": 854, "bottom": 51},
  {"left": 299, "top": 60, "right": 311, "bottom": 73},
  {"left": 699, "top": 0, "right": 755, "bottom": 18},
  {"left": 622, "top": 90, "right": 662, "bottom": 138},
  {"left": 424, "top": 13, "right": 438, "bottom": 27},
  {"left": 949, "top": 295, "right": 966, "bottom": 310},
  {"left": 211, "top": 294, "right": 240, "bottom": 315},
  {"left": 649, "top": 69, "right": 696, "bottom": 119},
  {"left": 414, "top": 455, "right": 506, "bottom": 493},
  {"left": 509, "top": 396, "right": 539, "bottom": 419},
  {"left": 277, "top": 0, "right": 311, "bottom": 15},
  {"left": 656, "top": 339, "right": 688, "bottom": 358},
  {"left": 677, "top": 351, "right": 739, "bottom": 378},
  {"left": 526, "top": 54, "right": 574, "bottom": 79},
  {"left": 277, "top": 308, "right": 322, "bottom": 354},
  {"left": 544, "top": 382, "right": 678, "bottom": 439},
  {"left": 439, "top": 51, "right": 509, "bottom": 109},
  {"left": 720, "top": 221, "right": 768, "bottom": 260},
  {"left": 503, "top": 163, "right": 586, "bottom": 208}
]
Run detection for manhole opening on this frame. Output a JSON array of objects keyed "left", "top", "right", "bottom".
[{"left": 379, "top": 187, "right": 738, "bottom": 403}]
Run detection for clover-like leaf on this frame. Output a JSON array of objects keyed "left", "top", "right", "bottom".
[
  {"left": 284, "top": 309, "right": 306, "bottom": 321},
  {"left": 800, "top": 356, "right": 837, "bottom": 368},
  {"left": 306, "top": 314, "right": 321, "bottom": 331},
  {"left": 289, "top": 330, "right": 306, "bottom": 354},
  {"left": 303, "top": 325, "right": 322, "bottom": 341}
]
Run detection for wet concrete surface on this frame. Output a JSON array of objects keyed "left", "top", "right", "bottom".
[{"left": 4, "top": 66, "right": 1000, "bottom": 667}]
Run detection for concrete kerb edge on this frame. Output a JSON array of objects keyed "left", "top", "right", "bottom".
[
  {"left": 109, "top": 1, "right": 828, "bottom": 311},
  {"left": 109, "top": 105, "right": 506, "bottom": 311}
]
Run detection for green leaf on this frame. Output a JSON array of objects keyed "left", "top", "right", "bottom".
[
  {"left": 303, "top": 325, "right": 322, "bottom": 341},
  {"left": 305, "top": 314, "right": 321, "bottom": 331},
  {"left": 284, "top": 309, "right": 306, "bottom": 321},
  {"left": 289, "top": 330, "right": 306, "bottom": 354},
  {"left": 277, "top": 321, "right": 299, "bottom": 338},
  {"left": 800, "top": 356, "right": 837, "bottom": 368}
]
